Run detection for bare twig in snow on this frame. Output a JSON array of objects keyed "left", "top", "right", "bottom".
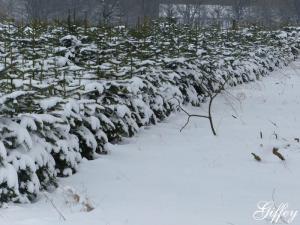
[
  {"left": 44, "top": 193, "right": 66, "bottom": 221},
  {"left": 251, "top": 153, "right": 262, "bottom": 162},
  {"left": 172, "top": 78, "right": 229, "bottom": 136},
  {"left": 272, "top": 148, "right": 285, "bottom": 161}
]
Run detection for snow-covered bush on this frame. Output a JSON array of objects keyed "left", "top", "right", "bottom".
[{"left": 0, "top": 20, "right": 300, "bottom": 204}]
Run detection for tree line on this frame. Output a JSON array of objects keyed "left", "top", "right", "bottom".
[{"left": 0, "top": 0, "right": 299, "bottom": 27}]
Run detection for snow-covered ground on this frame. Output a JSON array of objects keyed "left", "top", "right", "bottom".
[{"left": 2, "top": 61, "right": 300, "bottom": 225}]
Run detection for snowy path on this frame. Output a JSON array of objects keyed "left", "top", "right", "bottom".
[{"left": 3, "top": 61, "right": 300, "bottom": 225}]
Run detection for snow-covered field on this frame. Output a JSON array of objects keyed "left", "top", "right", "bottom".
[{"left": 2, "top": 60, "right": 300, "bottom": 225}]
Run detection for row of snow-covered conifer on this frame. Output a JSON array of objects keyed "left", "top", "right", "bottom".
[{"left": 0, "top": 20, "right": 299, "bottom": 204}]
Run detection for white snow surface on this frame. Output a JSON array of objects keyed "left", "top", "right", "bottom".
[{"left": 2, "top": 61, "right": 300, "bottom": 224}]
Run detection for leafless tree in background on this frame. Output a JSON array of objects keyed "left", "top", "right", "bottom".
[
  {"left": 293, "top": 0, "right": 300, "bottom": 23},
  {"left": 99, "top": 0, "right": 121, "bottom": 25},
  {"left": 176, "top": 3, "right": 203, "bottom": 25},
  {"left": 160, "top": 0, "right": 176, "bottom": 19},
  {"left": 231, "top": 0, "right": 247, "bottom": 22},
  {"left": 24, "top": 0, "right": 47, "bottom": 20},
  {"left": 0, "top": 0, "right": 299, "bottom": 27},
  {"left": 210, "top": 5, "right": 229, "bottom": 28}
]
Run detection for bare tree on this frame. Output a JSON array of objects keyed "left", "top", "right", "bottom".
[
  {"left": 24, "top": 0, "right": 48, "bottom": 21},
  {"left": 175, "top": 2, "right": 203, "bottom": 25},
  {"left": 99, "top": 0, "right": 120, "bottom": 25},
  {"left": 231, "top": 0, "right": 248, "bottom": 23},
  {"left": 160, "top": 1, "right": 176, "bottom": 19},
  {"left": 210, "top": 5, "right": 229, "bottom": 28},
  {"left": 293, "top": 0, "right": 300, "bottom": 23}
]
